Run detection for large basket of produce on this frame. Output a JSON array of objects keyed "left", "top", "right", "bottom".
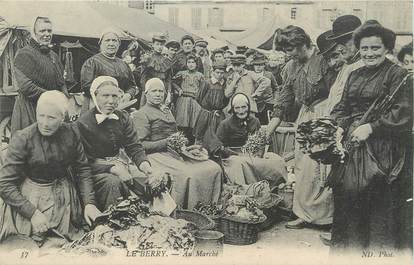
[
  {"left": 217, "top": 197, "right": 267, "bottom": 245},
  {"left": 174, "top": 209, "right": 215, "bottom": 231},
  {"left": 218, "top": 214, "right": 266, "bottom": 245}
]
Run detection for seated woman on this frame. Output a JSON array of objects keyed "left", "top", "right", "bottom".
[
  {"left": 0, "top": 91, "right": 100, "bottom": 246},
  {"left": 216, "top": 93, "right": 287, "bottom": 187},
  {"left": 76, "top": 76, "right": 158, "bottom": 212},
  {"left": 131, "top": 78, "right": 222, "bottom": 210}
]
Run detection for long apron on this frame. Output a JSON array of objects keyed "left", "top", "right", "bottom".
[
  {"left": 0, "top": 177, "right": 84, "bottom": 245},
  {"left": 292, "top": 100, "right": 333, "bottom": 225}
]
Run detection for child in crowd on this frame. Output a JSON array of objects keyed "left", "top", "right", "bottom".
[{"left": 173, "top": 55, "right": 205, "bottom": 143}]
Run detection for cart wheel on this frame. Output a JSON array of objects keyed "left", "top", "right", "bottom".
[{"left": 0, "top": 116, "right": 11, "bottom": 146}]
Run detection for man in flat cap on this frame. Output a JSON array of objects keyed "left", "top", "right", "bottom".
[
  {"left": 224, "top": 54, "right": 272, "bottom": 119},
  {"left": 195, "top": 39, "right": 212, "bottom": 79}
]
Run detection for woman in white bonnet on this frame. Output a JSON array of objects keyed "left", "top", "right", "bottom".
[
  {"left": 76, "top": 76, "right": 157, "bottom": 211},
  {"left": 0, "top": 90, "right": 100, "bottom": 246},
  {"left": 132, "top": 78, "right": 223, "bottom": 209}
]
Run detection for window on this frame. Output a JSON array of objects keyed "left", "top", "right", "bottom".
[
  {"left": 168, "top": 7, "right": 179, "bottom": 25},
  {"left": 208, "top": 7, "right": 223, "bottom": 28},
  {"left": 144, "top": 0, "right": 154, "bottom": 14},
  {"left": 291, "top": 7, "right": 297, "bottom": 20},
  {"left": 192, "top": 7, "right": 202, "bottom": 30}
]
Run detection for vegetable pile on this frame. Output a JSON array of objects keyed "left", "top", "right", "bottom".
[
  {"left": 241, "top": 127, "right": 269, "bottom": 157},
  {"left": 296, "top": 118, "right": 346, "bottom": 164},
  {"left": 193, "top": 202, "right": 224, "bottom": 217},
  {"left": 63, "top": 197, "right": 196, "bottom": 256},
  {"left": 167, "top": 132, "right": 189, "bottom": 153}
]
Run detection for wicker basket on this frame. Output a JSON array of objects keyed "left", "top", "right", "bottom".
[
  {"left": 217, "top": 215, "right": 267, "bottom": 245},
  {"left": 257, "top": 193, "right": 283, "bottom": 231},
  {"left": 174, "top": 209, "right": 215, "bottom": 230}
]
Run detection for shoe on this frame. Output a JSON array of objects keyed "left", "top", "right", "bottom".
[
  {"left": 285, "top": 218, "right": 307, "bottom": 229},
  {"left": 319, "top": 233, "right": 331, "bottom": 246}
]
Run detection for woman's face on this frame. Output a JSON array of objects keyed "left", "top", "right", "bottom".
[
  {"left": 153, "top": 40, "right": 164, "bottom": 53},
  {"left": 224, "top": 53, "right": 232, "bottom": 65},
  {"left": 233, "top": 100, "right": 249, "bottom": 120},
  {"left": 182, "top": 39, "right": 194, "bottom": 53},
  {"left": 403, "top": 54, "right": 413, "bottom": 72},
  {"left": 100, "top": 33, "right": 120, "bottom": 57},
  {"left": 37, "top": 104, "right": 64, "bottom": 136},
  {"left": 34, "top": 20, "right": 53, "bottom": 46},
  {"left": 146, "top": 87, "right": 165, "bottom": 106},
  {"left": 95, "top": 85, "right": 122, "bottom": 114},
  {"left": 360, "top": 36, "right": 387, "bottom": 68}
]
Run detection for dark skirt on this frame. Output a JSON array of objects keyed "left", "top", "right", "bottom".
[{"left": 11, "top": 94, "right": 36, "bottom": 134}]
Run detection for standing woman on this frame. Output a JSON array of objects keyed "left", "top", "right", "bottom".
[
  {"left": 80, "top": 29, "right": 138, "bottom": 112},
  {"left": 266, "top": 26, "right": 333, "bottom": 229},
  {"left": 0, "top": 91, "right": 100, "bottom": 245},
  {"left": 11, "top": 17, "right": 67, "bottom": 134},
  {"left": 172, "top": 35, "right": 204, "bottom": 76},
  {"left": 330, "top": 21, "right": 412, "bottom": 254}
]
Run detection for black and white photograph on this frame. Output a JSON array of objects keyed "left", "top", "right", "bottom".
[{"left": 0, "top": 1, "right": 412, "bottom": 264}]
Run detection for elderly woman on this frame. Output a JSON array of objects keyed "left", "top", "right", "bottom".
[
  {"left": 80, "top": 29, "right": 138, "bottom": 112},
  {"left": 266, "top": 26, "right": 334, "bottom": 229},
  {"left": 216, "top": 93, "right": 287, "bottom": 187},
  {"left": 0, "top": 91, "right": 100, "bottom": 246},
  {"left": 11, "top": 17, "right": 68, "bottom": 134},
  {"left": 330, "top": 21, "right": 412, "bottom": 253},
  {"left": 131, "top": 78, "right": 222, "bottom": 209},
  {"left": 76, "top": 76, "right": 155, "bottom": 211}
]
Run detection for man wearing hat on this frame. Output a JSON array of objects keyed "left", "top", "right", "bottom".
[
  {"left": 252, "top": 53, "right": 278, "bottom": 124},
  {"left": 244, "top": 48, "right": 257, "bottom": 71},
  {"left": 325, "top": 15, "right": 365, "bottom": 115},
  {"left": 165, "top": 40, "right": 181, "bottom": 61},
  {"left": 195, "top": 39, "right": 212, "bottom": 79},
  {"left": 140, "top": 33, "right": 173, "bottom": 107},
  {"left": 224, "top": 54, "right": 272, "bottom": 118}
]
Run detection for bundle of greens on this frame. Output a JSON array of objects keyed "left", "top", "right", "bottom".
[
  {"left": 296, "top": 118, "right": 346, "bottom": 164},
  {"left": 166, "top": 132, "right": 189, "bottom": 153},
  {"left": 241, "top": 127, "right": 269, "bottom": 157}
]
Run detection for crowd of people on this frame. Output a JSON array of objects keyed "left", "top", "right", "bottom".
[{"left": 0, "top": 13, "right": 412, "bottom": 259}]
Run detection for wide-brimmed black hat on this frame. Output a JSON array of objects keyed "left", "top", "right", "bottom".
[
  {"left": 252, "top": 53, "right": 267, "bottom": 65},
  {"left": 317, "top": 30, "right": 337, "bottom": 55},
  {"left": 327, "top": 15, "right": 362, "bottom": 40}
]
